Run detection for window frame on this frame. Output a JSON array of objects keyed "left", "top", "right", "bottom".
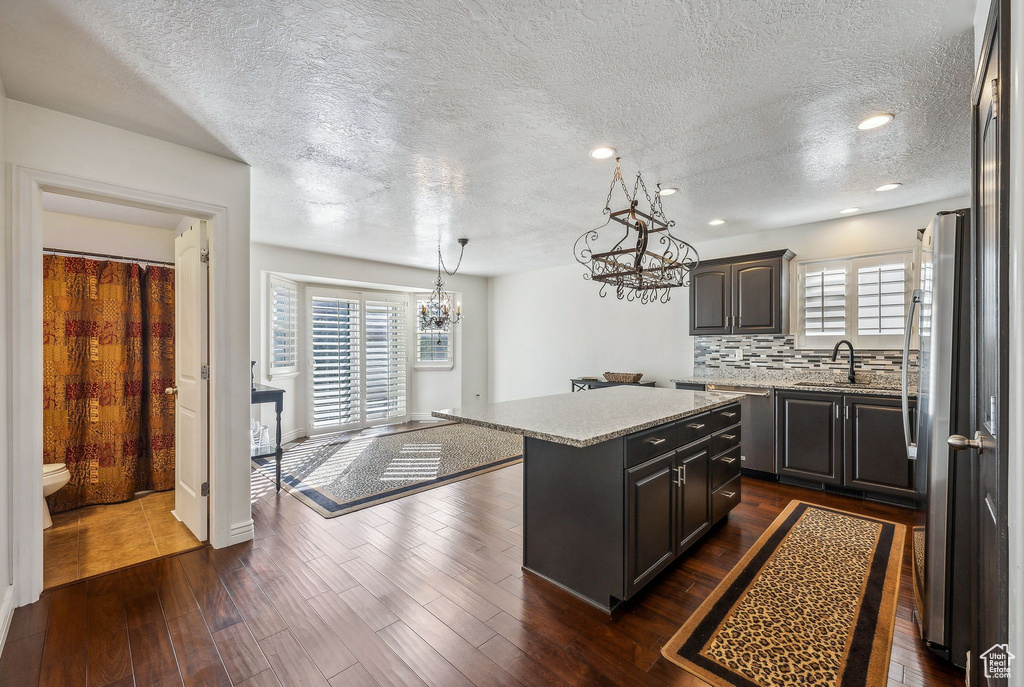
[
  {"left": 267, "top": 274, "right": 299, "bottom": 377},
  {"left": 413, "top": 294, "right": 455, "bottom": 370},
  {"left": 795, "top": 249, "right": 918, "bottom": 351}
]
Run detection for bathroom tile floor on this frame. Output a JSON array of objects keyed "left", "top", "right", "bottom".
[{"left": 43, "top": 490, "right": 203, "bottom": 589}]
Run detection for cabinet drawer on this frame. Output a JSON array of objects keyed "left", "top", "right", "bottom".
[
  {"left": 676, "top": 412, "right": 712, "bottom": 446},
  {"left": 712, "top": 424, "right": 741, "bottom": 455},
  {"left": 711, "top": 444, "right": 741, "bottom": 490},
  {"left": 626, "top": 424, "right": 677, "bottom": 468},
  {"left": 712, "top": 475, "right": 742, "bottom": 523},
  {"left": 712, "top": 404, "right": 741, "bottom": 430}
]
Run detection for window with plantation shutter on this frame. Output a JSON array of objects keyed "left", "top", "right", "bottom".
[
  {"left": 310, "top": 294, "right": 361, "bottom": 429},
  {"left": 415, "top": 296, "right": 453, "bottom": 367},
  {"left": 797, "top": 250, "right": 916, "bottom": 349},
  {"left": 268, "top": 276, "right": 298, "bottom": 374},
  {"left": 364, "top": 298, "right": 408, "bottom": 421},
  {"left": 802, "top": 262, "right": 847, "bottom": 339}
]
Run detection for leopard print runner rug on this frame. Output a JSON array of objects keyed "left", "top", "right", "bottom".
[{"left": 662, "top": 500, "right": 905, "bottom": 687}]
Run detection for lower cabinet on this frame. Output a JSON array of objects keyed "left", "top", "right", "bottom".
[
  {"left": 776, "top": 390, "right": 917, "bottom": 496},
  {"left": 675, "top": 439, "right": 710, "bottom": 551},
  {"left": 626, "top": 451, "right": 677, "bottom": 596},
  {"left": 776, "top": 391, "right": 843, "bottom": 485}
]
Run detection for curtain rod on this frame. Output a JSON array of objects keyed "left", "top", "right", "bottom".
[{"left": 43, "top": 247, "right": 175, "bottom": 268}]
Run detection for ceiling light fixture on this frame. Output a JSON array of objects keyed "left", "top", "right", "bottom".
[
  {"left": 875, "top": 183, "right": 902, "bottom": 192},
  {"left": 658, "top": 187, "right": 678, "bottom": 196},
  {"left": 590, "top": 146, "right": 616, "bottom": 159},
  {"left": 857, "top": 113, "right": 894, "bottom": 130},
  {"left": 840, "top": 207, "right": 860, "bottom": 214},
  {"left": 708, "top": 219, "right": 726, "bottom": 226},
  {"left": 419, "top": 237, "right": 468, "bottom": 340},
  {"left": 574, "top": 160, "right": 699, "bottom": 304}
]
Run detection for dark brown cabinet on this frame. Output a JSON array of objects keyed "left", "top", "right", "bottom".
[
  {"left": 689, "top": 249, "right": 794, "bottom": 336},
  {"left": 626, "top": 451, "right": 677, "bottom": 596},
  {"left": 675, "top": 440, "right": 710, "bottom": 551},
  {"left": 776, "top": 391, "right": 919, "bottom": 498},
  {"left": 844, "top": 396, "right": 917, "bottom": 497},
  {"left": 776, "top": 390, "right": 843, "bottom": 485}
]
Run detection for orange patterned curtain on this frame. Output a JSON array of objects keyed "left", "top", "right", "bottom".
[
  {"left": 43, "top": 255, "right": 175, "bottom": 512},
  {"left": 140, "top": 266, "right": 176, "bottom": 491}
]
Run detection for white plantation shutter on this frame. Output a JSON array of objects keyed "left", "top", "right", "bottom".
[
  {"left": 310, "top": 295, "right": 361, "bottom": 429},
  {"left": 269, "top": 276, "right": 298, "bottom": 373},
  {"left": 416, "top": 296, "right": 452, "bottom": 364},
  {"left": 364, "top": 298, "right": 408, "bottom": 421},
  {"left": 802, "top": 262, "right": 847, "bottom": 339},
  {"left": 855, "top": 253, "right": 912, "bottom": 342},
  {"left": 797, "top": 250, "right": 916, "bottom": 349}
]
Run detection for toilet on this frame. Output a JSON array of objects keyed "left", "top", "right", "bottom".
[{"left": 42, "top": 463, "right": 71, "bottom": 529}]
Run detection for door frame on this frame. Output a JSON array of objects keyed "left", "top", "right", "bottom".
[{"left": 9, "top": 166, "right": 226, "bottom": 606}]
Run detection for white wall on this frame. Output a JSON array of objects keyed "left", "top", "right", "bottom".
[
  {"left": 250, "top": 243, "right": 489, "bottom": 439},
  {"left": 4, "top": 100, "right": 251, "bottom": 607},
  {"left": 42, "top": 211, "right": 176, "bottom": 263},
  {"left": 488, "top": 197, "right": 968, "bottom": 402},
  {"left": 0, "top": 74, "right": 12, "bottom": 645}
]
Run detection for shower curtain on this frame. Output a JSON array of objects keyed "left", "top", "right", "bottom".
[{"left": 43, "top": 255, "right": 175, "bottom": 512}]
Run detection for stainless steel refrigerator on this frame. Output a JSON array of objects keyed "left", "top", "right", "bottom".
[{"left": 903, "top": 209, "right": 971, "bottom": 666}]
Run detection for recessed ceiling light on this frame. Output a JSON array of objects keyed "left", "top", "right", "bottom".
[
  {"left": 708, "top": 219, "right": 726, "bottom": 226},
  {"left": 857, "top": 113, "right": 894, "bottom": 130},
  {"left": 590, "top": 146, "right": 616, "bottom": 159},
  {"left": 658, "top": 187, "right": 678, "bottom": 196},
  {"left": 840, "top": 207, "right": 860, "bottom": 214},
  {"left": 875, "top": 182, "right": 902, "bottom": 192}
]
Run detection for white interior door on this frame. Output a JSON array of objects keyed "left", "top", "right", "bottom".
[{"left": 173, "top": 220, "right": 209, "bottom": 540}]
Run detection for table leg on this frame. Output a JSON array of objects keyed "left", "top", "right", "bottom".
[{"left": 275, "top": 401, "right": 283, "bottom": 492}]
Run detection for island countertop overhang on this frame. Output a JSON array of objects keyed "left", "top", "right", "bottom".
[{"left": 431, "top": 386, "right": 744, "bottom": 448}]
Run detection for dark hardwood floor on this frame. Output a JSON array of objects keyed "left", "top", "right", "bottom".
[{"left": 1, "top": 462, "right": 964, "bottom": 686}]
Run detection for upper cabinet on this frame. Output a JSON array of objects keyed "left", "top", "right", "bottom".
[{"left": 688, "top": 249, "right": 795, "bottom": 336}]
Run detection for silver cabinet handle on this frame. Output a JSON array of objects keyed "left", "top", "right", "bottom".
[
  {"left": 682, "top": 464, "right": 687, "bottom": 485},
  {"left": 721, "top": 457, "right": 736, "bottom": 464},
  {"left": 721, "top": 491, "right": 737, "bottom": 498},
  {"left": 721, "top": 411, "right": 737, "bottom": 418},
  {"left": 648, "top": 437, "right": 666, "bottom": 445},
  {"left": 689, "top": 423, "right": 706, "bottom": 430},
  {"left": 721, "top": 434, "right": 737, "bottom": 441},
  {"left": 673, "top": 465, "right": 685, "bottom": 487}
]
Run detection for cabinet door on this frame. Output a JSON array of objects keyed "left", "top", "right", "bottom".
[
  {"left": 776, "top": 391, "right": 843, "bottom": 485},
  {"left": 844, "top": 396, "right": 917, "bottom": 496},
  {"left": 732, "top": 257, "right": 783, "bottom": 334},
  {"left": 689, "top": 263, "right": 732, "bottom": 335},
  {"left": 625, "top": 452, "right": 677, "bottom": 596},
  {"left": 675, "top": 441, "right": 710, "bottom": 553}
]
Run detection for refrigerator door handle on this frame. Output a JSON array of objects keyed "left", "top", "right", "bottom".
[{"left": 902, "top": 289, "right": 922, "bottom": 459}]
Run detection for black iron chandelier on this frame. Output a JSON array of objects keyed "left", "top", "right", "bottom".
[
  {"left": 574, "top": 158, "right": 699, "bottom": 303},
  {"left": 419, "top": 237, "right": 468, "bottom": 338}
]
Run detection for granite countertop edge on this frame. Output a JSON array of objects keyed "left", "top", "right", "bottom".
[
  {"left": 669, "top": 376, "right": 916, "bottom": 398},
  {"left": 432, "top": 394, "right": 742, "bottom": 448}
]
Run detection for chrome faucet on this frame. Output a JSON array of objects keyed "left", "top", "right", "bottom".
[{"left": 831, "top": 340, "right": 857, "bottom": 384}]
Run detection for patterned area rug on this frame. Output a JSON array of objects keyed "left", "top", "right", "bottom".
[
  {"left": 662, "top": 500, "right": 905, "bottom": 687},
  {"left": 252, "top": 423, "right": 523, "bottom": 518}
]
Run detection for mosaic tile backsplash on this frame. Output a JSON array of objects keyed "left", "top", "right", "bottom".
[{"left": 694, "top": 335, "right": 918, "bottom": 373}]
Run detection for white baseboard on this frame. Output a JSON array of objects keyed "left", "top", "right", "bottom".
[
  {"left": 282, "top": 428, "right": 306, "bottom": 444},
  {"left": 410, "top": 413, "right": 444, "bottom": 422},
  {"left": 0, "top": 584, "right": 15, "bottom": 653},
  {"left": 226, "top": 518, "right": 254, "bottom": 546}
]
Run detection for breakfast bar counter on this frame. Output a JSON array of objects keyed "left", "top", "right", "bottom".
[{"left": 434, "top": 386, "right": 744, "bottom": 612}]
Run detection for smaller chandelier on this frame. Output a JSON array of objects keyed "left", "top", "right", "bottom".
[
  {"left": 574, "top": 158, "right": 699, "bottom": 304},
  {"left": 420, "top": 237, "right": 468, "bottom": 339}
]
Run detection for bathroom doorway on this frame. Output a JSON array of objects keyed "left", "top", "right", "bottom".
[{"left": 40, "top": 193, "right": 208, "bottom": 589}]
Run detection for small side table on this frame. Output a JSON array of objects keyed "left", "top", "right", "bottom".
[
  {"left": 251, "top": 384, "right": 285, "bottom": 491},
  {"left": 570, "top": 378, "right": 658, "bottom": 392}
]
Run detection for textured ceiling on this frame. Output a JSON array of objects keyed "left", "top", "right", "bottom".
[{"left": 0, "top": 0, "right": 975, "bottom": 275}]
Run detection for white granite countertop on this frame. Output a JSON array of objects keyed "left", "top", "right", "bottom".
[
  {"left": 671, "top": 373, "right": 915, "bottom": 398},
  {"left": 432, "top": 386, "right": 743, "bottom": 448}
]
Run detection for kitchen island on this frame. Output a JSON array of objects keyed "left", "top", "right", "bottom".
[{"left": 433, "top": 386, "right": 744, "bottom": 612}]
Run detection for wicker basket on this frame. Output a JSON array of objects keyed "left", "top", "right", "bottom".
[{"left": 603, "top": 372, "right": 643, "bottom": 384}]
